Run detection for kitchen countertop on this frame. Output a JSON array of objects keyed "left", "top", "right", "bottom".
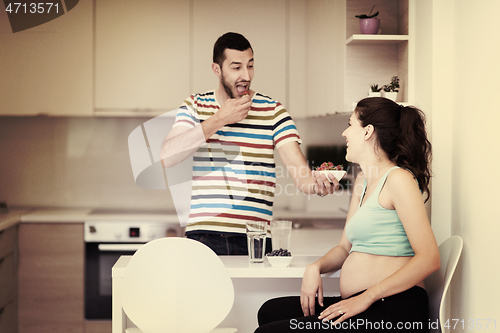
[
  {"left": 20, "top": 208, "right": 180, "bottom": 223},
  {"left": 0, "top": 208, "right": 29, "bottom": 231},
  {"left": 0, "top": 208, "right": 181, "bottom": 231},
  {"left": 113, "top": 254, "right": 339, "bottom": 279},
  {"left": 0, "top": 208, "right": 345, "bottom": 231}
]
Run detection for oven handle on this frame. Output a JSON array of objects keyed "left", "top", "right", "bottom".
[{"left": 97, "top": 244, "right": 144, "bottom": 252}]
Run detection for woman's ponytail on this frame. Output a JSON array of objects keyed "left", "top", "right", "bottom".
[
  {"left": 355, "top": 98, "right": 432, "bottom": 201},
  {"left": 396, "top": 106, "right": 432, "bottom": 201}
]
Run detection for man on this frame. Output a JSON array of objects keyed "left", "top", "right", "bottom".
[{"left": 161, "top": 32, "right": 337, "bottom": 255}]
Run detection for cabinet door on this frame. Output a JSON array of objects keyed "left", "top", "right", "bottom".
[
  {"left": 192, "top": 0, "right": 287, "bottom": 112},
  {"left": 0, "top": 300, "right": 17, "bottom": 333},
  {"left": 95, "top": 0, "right": 191, "bottom": 114},
  {"left": 0, "top": 254, "right": 16, "bottom": 311},
  {"left": 18, "top": 223, "right": 84, "bottom": 333},
  {"left": 0, "top": 226, "right": 16, "bottom": 259},
  {"left": 0, "top": 0, "right": 93, "bottom": 116},
  {"left": 303, "top": 0, "right": 345, "bottom": 117}
]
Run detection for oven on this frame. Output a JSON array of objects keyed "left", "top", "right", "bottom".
[{"left": 84, "top": 220, "right": 183, "bottom": 320}]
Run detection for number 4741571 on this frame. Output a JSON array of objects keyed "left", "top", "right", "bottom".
[
  {"left": 5, "top": 3, "right": 59, "bottom": 14},
  {"left": 443, "top": 319, "right": 496, "bottom": 330}
]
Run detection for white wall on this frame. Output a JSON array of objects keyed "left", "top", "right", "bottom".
[
  {"left": 416, "top": 0, "right": 500, "bottom": 327},
  {"left": 451, "top": 0, "right": 500, "bottom": 325}
]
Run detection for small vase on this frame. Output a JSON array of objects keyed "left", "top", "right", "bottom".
[
  {"left": 384, "top": 92, "right": 398, "bottom": 102},
  {"left": 359, "top": 18, "right": 380, "bottom": 34},
  {"left": 368, "top": 91, "right": 382, "bottom": 97}
]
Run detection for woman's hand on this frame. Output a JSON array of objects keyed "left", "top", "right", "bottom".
[
  {"left": 318, "top": 292, "right": 373, "bottom": 325},
  {"left": 300, "top": 263, "right": 323, "bottom": 316}
]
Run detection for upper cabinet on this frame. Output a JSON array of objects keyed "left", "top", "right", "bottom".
[
  {"left": 95, "top": 0, "right": 287, "bottom": 117},
  {"left": 191, "top": 0, "right": 287, "bottom": 112},
  {"left": 94, "top": 0, "right": 191, "bottom": 117},
  {"left": 300, "top": 0, "right": 346, "bottom": 118},
  {"left": 0, "top": 0, "right": 93, "bottom": 116},
  {"left": 0, "top": 0, "right": 412, "bottom": 118}
]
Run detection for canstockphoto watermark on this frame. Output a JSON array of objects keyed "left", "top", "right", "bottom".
[{"left": 290, "top": 318, "right": 425, "bottom": 330}]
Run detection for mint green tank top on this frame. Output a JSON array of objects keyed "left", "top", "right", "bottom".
[{"left": 345, "top": 166, "right": 415, "bottom": 257}]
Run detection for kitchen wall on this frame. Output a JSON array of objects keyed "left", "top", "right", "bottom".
[
  {"left": 414, "top": 0, "right": 500, "bottom": 326},
  {"left": 0, "top": 114, "right": 349, "bottom": 212},
  {"left": 448, "top": 0, "right": 500, "bottom": 325}
]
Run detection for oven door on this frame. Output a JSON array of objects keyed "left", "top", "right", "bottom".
[{"left": 84, "top": 242, "right": 143, "bottom": 320}]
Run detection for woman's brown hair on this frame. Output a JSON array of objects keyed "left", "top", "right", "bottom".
[{"left": 355, "top": 97, "right": 432, "bottom": 201}]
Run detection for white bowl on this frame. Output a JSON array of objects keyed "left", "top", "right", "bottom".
[
  {"left": 317, "top": 170, "right": 347, "bottom": 182},
  {"left": 266, "top": 254, "right": 293, "bottom": 268}
]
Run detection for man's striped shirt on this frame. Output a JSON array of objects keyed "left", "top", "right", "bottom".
[{"left": 172, "top": 90, "right": 301, "bottom": 235}]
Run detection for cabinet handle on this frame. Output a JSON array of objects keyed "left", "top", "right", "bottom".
[{"left": 0, "top": 300, "right": 13, "bottom": 316}]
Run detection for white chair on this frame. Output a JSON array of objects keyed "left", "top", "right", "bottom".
[
  {"left": 121, "top": 237, "right": 237, "bottom": 333},
  {"left": 424, "top": 235, "right": 463, "bottom": 333}
]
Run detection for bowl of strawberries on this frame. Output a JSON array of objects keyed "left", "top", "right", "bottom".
[{"left": 315, "top": 162, "right": 346, "bottom": 182}]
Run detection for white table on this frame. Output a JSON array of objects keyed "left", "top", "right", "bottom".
[{"left": 112, "top": 255, "right": 340, "bottom": 333}]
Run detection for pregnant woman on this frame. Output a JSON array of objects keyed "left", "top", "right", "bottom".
[{"left": 255, "top": 97, "right": 440, "bottom": 332}]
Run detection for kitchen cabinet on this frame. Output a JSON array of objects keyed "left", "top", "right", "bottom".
[
  {"left": 94, "top": 0, "right": 191, "bottom": 116},
  {"left": 0, "top": 0, "right": 93, "bottom": 116},
  {"left": 95, "top": 0, "right": 289, "bottom": 117},
  {"left": 0, "top": 225, "right": 18, "bottom": 333},
  {"left": 191, "top": 0, "right": 287, "bottom": 114},
  {"left": 301, "top": 0, "right": 345, "bottom": 118},
  {"left": 18, "top": 223, "right": 84, "bottom": 333}
]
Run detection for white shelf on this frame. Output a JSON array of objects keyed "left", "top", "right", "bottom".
[{"left": 346, "top": 34, "right": 409, "bottom": 45}]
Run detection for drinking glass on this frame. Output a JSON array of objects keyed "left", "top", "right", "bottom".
[
  {"left": 246, "top": 221, "right": 267, "bottom": 264},
  {"left": 270, "top": 220, "right": 292, "bottom": 252}
]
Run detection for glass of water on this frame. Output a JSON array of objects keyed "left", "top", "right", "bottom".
[
  {"left": 246, "top": 221, "right": 267, "bottom": 264},
  {"left": 270, "top": 220, "right": 292, "bottom": 252}
]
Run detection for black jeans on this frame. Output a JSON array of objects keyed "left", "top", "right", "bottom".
[
  {"left": 255, "top": 286, "right": 429, "bottom": 332},
  {"left": 187, "top": 232, "right": 272, "bottom": 256}
]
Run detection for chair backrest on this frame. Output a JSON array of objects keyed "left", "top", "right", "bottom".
[
  {"left": 121, "top": 237, "right": 234, "bottom": 333},
  {"left": 424, "top": 235, "right": 463, "bottom": 333}
]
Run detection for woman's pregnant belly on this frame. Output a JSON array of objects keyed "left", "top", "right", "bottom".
[{"left": 339, "top": 252, "right": 423, "bottom": 298}]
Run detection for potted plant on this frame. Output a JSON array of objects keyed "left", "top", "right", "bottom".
[
  {"left": 355, "top": 5, "right": 380, "bottom": 34},
  {"left": 382, "top": 76, "right": 399, "bottom": 101},
  {"left": 369, "top": 84, "right": 382, "bottom": 97}
]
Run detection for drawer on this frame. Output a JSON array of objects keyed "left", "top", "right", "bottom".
[
  {"left": 0, "top": 299, "right": 17, "bottom": 333},
  {"left": 0, "top": 226, "right": 17, "bottom": 259},
  {"left": 0, "top": 254, "right": 15, "bottom": 308}
]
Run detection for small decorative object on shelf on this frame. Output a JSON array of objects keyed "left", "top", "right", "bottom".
[
  {"left": 355, "top": 5, "right": 380, "bottom": 35},
  {"left": 369, "top": 84, "right": 382, "bottom": 97},
  {"left": 382, "top": 76, "right": 399, "bottom": 101}
]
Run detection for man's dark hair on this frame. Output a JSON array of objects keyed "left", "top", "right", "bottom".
[{"left": 213, "top": 32, "right": 253, "bottom": 67}]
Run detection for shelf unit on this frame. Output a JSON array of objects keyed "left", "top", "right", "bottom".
[
  {"left": 346, "top": 34, "right": 409, "bottom": 45},
  {"left": 343, "top": 0, "right": 411, "bottom": 112}
]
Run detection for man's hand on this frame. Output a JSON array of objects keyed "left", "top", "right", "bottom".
[
  {"left": 313, "top": 170, "right": 340, "bottom": 196},
  {"left": 215, "top": 94, "right": 252, "bottom": 126}
]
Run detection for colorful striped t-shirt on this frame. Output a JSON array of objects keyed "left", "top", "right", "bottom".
[{"left": 172, "top": 90, "right": 301, "bottom": 235}]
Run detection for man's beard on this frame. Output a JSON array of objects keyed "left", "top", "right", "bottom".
[{"left": 220, "top": 70, "right": 234, "bottom": 99}]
